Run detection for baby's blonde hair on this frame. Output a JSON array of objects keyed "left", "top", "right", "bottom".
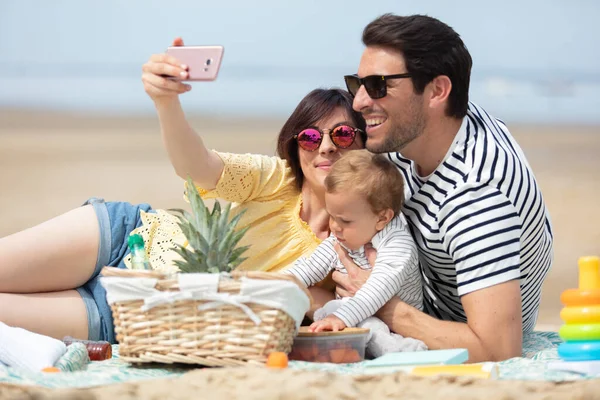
[{"left": 325, "top": 150, "right": 405, "bottom": 215}]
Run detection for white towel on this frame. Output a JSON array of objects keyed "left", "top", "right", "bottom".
[{"left": 0, "top": 322, "right": 67, "bottom": 371}]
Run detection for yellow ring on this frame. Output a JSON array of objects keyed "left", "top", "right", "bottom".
[
  {"left": 561, "top": 305, "right": 600, "bottom": 324},
  {"left": 560, "top": 289, "right": 600, "bottom": 307},
  {"left": 559, "top": 324, "right": 600, "bottom": 341}
]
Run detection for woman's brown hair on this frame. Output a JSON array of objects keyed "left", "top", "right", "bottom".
[{"left": 276, "top": 88, "right": 366, "bottom": 191}]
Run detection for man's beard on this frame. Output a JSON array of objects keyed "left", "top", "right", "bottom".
[{"left": 366, "top": 100, "right": 426, "bottom": 154}]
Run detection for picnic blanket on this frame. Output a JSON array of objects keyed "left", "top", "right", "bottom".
[{"left": 0, "top": 331, "right": 594, "bottom": 389}]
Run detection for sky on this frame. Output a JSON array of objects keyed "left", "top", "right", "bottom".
[{"left": 1, "top": 0, "right": 598, "bottom": 123}]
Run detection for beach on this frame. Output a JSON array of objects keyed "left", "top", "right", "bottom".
[
  {"left": 1, "top": 110, "right": 599, "bottom": 330},
  {"left": 2, "top": 367, "right": 600, "bottom": 399}
]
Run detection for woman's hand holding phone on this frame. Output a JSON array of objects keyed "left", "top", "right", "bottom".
[
  {"left": 142, "top": 38, "right": 224, "bottom": 105},
  {"left": 142, "top": 37, "right": 191, "bottom": 103}
]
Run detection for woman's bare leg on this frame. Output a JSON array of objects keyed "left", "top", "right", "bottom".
[
  {"left": 0, "top": 205, "right": 99, "bottom": 293},
  {"left": 0, "top": 290, "right": 88, "bottom": 340}
]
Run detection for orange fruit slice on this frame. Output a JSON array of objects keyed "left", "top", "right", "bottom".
[{"left": 266, "top": 352, "right": 289, "bottom": 368}]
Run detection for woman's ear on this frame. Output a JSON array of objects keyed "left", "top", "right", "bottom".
[{"left": 376, "top": 209, "right": 394, "bottom": 230}]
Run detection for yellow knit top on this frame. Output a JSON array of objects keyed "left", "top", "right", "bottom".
[{"left": 124, "top": 151, "right": 322, "bottom": 273}]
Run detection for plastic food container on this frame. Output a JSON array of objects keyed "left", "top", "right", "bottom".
[{"left": 289, "top": 327, "right": 369, "bottom": 363}]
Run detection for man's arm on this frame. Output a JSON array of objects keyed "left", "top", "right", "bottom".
[
  {"left": 333, "top": 244, "right": 523, "bottom": 362},
  {"left": 377, "top": 280, "right": 522, "bottom": 362}
]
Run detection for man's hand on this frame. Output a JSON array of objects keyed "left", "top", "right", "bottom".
[
  {"left": 309, "top": 314, "right": 347, "bottom": 332},
  {"left": 331, "top": 242, "right": 377, "bottom": 297}
]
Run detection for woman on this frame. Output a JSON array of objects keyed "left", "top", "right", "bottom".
[{"left": 0, "top": 39, "right": 366, "bottom": 344}]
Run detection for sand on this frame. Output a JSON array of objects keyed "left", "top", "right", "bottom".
[
  {"left": 1, "top": 109, "right": 599, "bottom": 331},
  {"left": 1, "top": 367, "right": 600, "bottom": 399}
]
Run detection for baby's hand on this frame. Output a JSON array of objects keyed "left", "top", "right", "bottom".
[{"left": 309, "top": 315, "right": 347, "bottom": 333}]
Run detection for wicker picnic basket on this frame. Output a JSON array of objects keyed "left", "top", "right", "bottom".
[{"left": 101, "top": 267, "right": 312, "bottom": 367}]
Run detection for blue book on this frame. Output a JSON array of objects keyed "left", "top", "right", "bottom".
[{"left": 363, "top": 349, "right": 469, "bottom": 371}]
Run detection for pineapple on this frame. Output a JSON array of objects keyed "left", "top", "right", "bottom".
[{"left": 170, "top": 177, "right": 250, "bottom": 274}]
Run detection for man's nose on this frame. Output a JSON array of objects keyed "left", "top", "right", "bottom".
[{"left": 352, "top": 85, "right": 372, "bottom": 113}]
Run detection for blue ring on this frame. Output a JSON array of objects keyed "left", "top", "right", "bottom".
[{"left": 558, "top": 341, "right": 600, "bottom": 361}]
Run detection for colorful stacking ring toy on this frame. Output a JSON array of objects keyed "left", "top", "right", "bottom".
[
  {"left": 558, "top": 341, "right": 600, "bottom": 362},
  {"left": 560, "top": 305, "right": 600, "bottom": 324},
  {"left": 558, "top": 256, "right": 600, "bottom": 362},
  {"left": 559, "top": 324, "right": 600, "bottom": 341},
  {"left": 560, "top": 289, "right": 600, "bottom": 307}
]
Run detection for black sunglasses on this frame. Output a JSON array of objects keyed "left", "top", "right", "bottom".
[
  {"left": 344, "top": 73, "right": 412, "bottom": 99},
  {"left": 293, "top": 125, "right": 362, "bottom": 152}
]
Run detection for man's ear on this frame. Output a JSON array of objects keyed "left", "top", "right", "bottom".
[
  {"left": 427, "top": 75, "right": 452, "bottom": 113},
  {"left": 376, "top": 208, "right": 394, "bottom": 230}
]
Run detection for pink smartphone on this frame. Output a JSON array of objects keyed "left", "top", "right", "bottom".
[{"left": 165, "top": 45, "right": 224, "bottom": 81}]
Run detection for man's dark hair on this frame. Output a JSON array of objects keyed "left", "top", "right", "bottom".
[{"left": 363, "top": 14, "right": 472, "bottom": 118}]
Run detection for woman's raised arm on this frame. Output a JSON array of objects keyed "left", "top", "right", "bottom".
[{"left": 142, "top": 37, "right": 224, "bottom": 190}]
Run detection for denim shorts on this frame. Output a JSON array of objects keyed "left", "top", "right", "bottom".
[{"left": 75, "top": 198, "right": 153, "bottom": 343}]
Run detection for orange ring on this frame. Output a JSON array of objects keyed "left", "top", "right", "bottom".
[
  {"left": 561, "top": 305, "right": 600, "bottom": 324},
  {"left": 560, "top": 289, "right": 600, "bottom": 307}
]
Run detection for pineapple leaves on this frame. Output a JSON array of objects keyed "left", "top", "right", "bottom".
[{"left": 170, "top": 177, "right": 250, "bottom": 273}]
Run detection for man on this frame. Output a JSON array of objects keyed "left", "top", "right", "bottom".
[{"left": 333, "top": 14, "right": 553, "bottom": 362}]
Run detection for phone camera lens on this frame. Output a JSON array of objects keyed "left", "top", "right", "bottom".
[{"left": 205, "top": 59, "right": 212, "bottom": 66}]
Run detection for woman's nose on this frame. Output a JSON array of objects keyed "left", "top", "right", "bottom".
[{"left": 319, "top": 133, "right": 336, "bottom": 154}]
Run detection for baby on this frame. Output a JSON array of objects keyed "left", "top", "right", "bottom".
[{"left": 285, "top": 150, "right": 427, "bottom": 357}]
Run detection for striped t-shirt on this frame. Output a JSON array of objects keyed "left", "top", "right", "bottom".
[
  {"left": 388, "top": 102, "right": 553, "bottom": 333},
  {"left": 285, "top": 215, "right": 423, "bottom": 327}
]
